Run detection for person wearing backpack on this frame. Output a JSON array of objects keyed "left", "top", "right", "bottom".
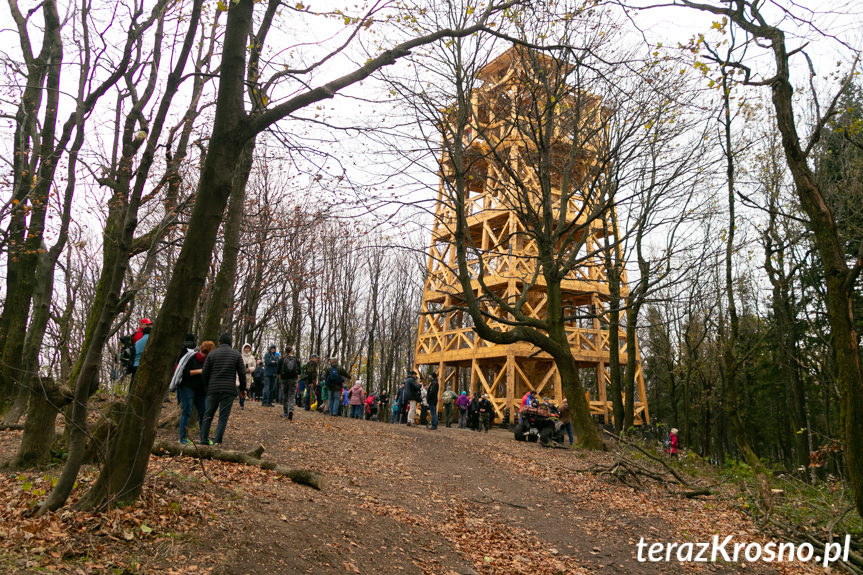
[
  {"left": 441, "top": 385, "right": 458, "bottom": 428},
  {"left": 325, "top": 357, "right": 349, "bottom": 416},
  {"left": 279, "top": 346, "right": 301, "bottom": 420},
  {"left": 299, "top": 354, "right": 319, "bottom": 410}
]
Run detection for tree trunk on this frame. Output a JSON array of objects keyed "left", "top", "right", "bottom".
[
  {"left": 11, "top": 378, "right": 70, "bottom": 468},
  {"left": 202, "top": 139, "right": 255, "bottom": 341},
  {"left": 74, "top": 0, "right": 253, "bottom": 511},
  {"left": 606, "top": 265, "right": 625, "bottom": 431}
]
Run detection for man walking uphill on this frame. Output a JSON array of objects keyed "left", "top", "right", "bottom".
[{"left": 200, "top": 333, "right": 247, "bottom": 445}]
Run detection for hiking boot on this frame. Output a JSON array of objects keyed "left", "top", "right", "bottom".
[
  {"left": 179, "top": 438, "right": 192, "bottom": 445},
  {"left": 288, "top": 411, "right": 293, "bottom": 421},
  {"left": 205, "top": 439, "right": 214, "bottom": 446}
]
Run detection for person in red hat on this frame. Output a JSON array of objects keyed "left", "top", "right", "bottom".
[{"left": 132, "top": 318, "right": 152, "bottom": 344}]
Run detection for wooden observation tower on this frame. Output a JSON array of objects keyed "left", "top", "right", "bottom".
[{"left": 413, "top": 47, "right": 650, "bottom": 426}]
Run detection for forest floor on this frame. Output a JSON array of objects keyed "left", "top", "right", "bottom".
[{"left": 0, "top": 399, "right": 832, "bottom": 574}]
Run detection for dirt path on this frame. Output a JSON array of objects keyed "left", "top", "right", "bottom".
[
  {"left": 0, "top": 400, "right": 823, "bottom": 574},
  {"left": 151, "top": 402, "right": 813, "bottom": 575}
]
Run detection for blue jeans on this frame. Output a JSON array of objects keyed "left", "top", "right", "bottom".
[
  {"left": 350, "top": 404, "right": 362, "bottom": 419},
  {"left": 200, "top": 391, "right": 235, "bottom": 445},
  {"left": 328, "top": 389, "right": 340, "bottom": 415},
  {"left": 262, "top": 375, "right": 277, "bottom": 405},
  {"left": 178, "top": 385, "right": 206, "bottom": 442},
  {"left": 564, "top": 422, "right": 574, "bottom": 445},
  {"left": 429, "top": 404, "right": 438, "bottom": 429}
]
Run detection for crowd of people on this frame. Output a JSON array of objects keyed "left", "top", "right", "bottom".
[{"left": 121, "top": 323, "right": 578, "bottom": 447}]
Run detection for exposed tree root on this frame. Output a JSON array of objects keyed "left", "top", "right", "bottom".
[{"left": 151, "top": 440, "right": 324, "bottom": 490}]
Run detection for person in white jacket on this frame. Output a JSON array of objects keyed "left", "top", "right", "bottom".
[{"left": 240, "top": 343, "right": 257, "bottom": 403}]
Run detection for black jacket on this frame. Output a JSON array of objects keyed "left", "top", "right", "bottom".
[
  {"left": 202, "top": 344, "right": 246, "bottom": 396},
  {"left": 427, "top": 379, "right": 439, "bottom": 405},
  {"left": 181, "top": 352, "right": 207, "bottom": 392},
  {"left": 478, "top": 398, "right": 493, "bottom": 413},
  {"left": 404, "top": 376, "right": 421, "bottom": 402}
]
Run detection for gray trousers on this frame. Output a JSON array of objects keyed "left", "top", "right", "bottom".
[
  {"left": 282, "top": 379, "right": 297, "bottom": 414},
  {"left": 458, "top": 408, "right": 468, "bottom": 428}
]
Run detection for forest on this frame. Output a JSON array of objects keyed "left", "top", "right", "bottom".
[{"left": 0, "top": 0, "right": 861, "bottom": 563}]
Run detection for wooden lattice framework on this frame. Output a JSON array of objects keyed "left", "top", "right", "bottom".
[{"left": 414, "top": 48, "right": 650, "bottom": 425}]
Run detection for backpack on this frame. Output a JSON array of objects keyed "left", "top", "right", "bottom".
[
  {"left": 119, "top": 336, "right": 135, "bottom": 374},
  {"left": 281, "top": 356, "right": 299, "bottom": 379},
  {"left": 325, "top": 365, "right": 343, "bottom": 388}
]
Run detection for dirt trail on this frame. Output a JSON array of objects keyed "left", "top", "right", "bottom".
[
  {"left": 161, "top": 402, "right": 812, "bottom": 575},
  {"left": 0, "top": 401, "right": 821, "bottom": 574}
]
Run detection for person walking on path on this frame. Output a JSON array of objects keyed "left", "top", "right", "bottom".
[
  {"left": 427, "top": 373, "right": 439, "bottom": 430},
  {"left": 279, "top": 346, "right": 301, "bottom": 420},
  {"left": 262, "top": 345, "right": 279, "bottom": 406},
  {"left": 348, "top": 379, "right": 366, "bottom": 419},
  {"left": 441, "top": 385, "right": 457, "bottom": 428},
  {"left": 177, "top": 340, "right": 214, "bottom": 444},
  {"left": 200, "top": 333, "right": 247, "bottom": 445},
  {"left": 404, "top": 370, "right": 421, "bottom": 427},
  {"left": 456, "top": 391, "right": 470, "bottom": 429}
]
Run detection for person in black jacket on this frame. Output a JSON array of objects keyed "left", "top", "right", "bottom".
[
  {"left": 477, "top": 393, "right": 494, "bottom": 433},
  {"left": 427, "top": 372, "right": 439, "bottom": 430},
  {"left": 404, "top": 370, "right": 421, "bottom": 427},
  {"left": 200, "top": 333, "right": 247, "bottom": 445},
  {"left": 178, "top": 340, "right": 214, "bottom": 444}
]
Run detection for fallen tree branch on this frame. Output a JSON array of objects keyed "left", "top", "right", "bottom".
[
  {"left": 152, "top": 440, "right": 324, "bottom": 490},
  {"left": 0, "top": 424, "right": 24, "bottom": 431}
]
